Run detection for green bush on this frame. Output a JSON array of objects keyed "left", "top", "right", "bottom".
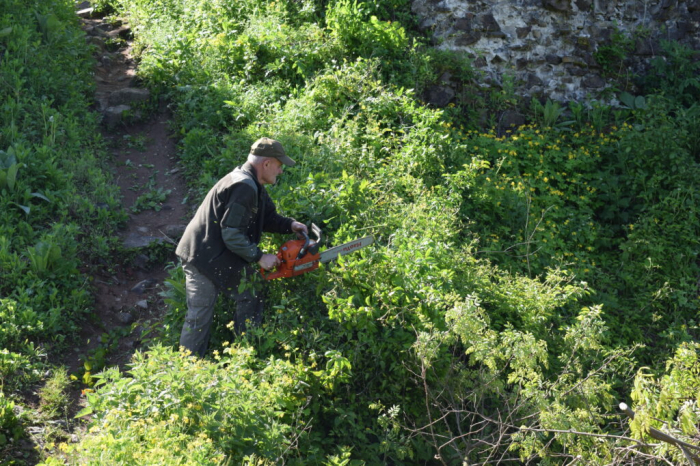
[
  {"left": 641, "top": 40, "right": 700, "bottom": 107},
  {"left": 628, "top": 343, "right": 700, "bottom": 465},
  {"left": 452, "top": 96, "right": 700, "bottom": 356},
  {"left": 326, "top": 0, "right": 408, "bottom": 59},
  {"left": 64, "top": 344, "right": 348, "bottom": 464},
  {"left": 0, "top": 393, "right": 24, "bottom": 447}
]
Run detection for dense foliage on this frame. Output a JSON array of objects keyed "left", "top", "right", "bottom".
[
  {"left": 1, "top": 0, "right": 697, "bottom": 464},
  {"left": 0, "top": 0, "right": 126, "bottom": 458}
]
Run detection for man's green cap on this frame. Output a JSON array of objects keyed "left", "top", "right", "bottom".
[{"left": 250, "top": 137, "right": 296, "bottom": 167}]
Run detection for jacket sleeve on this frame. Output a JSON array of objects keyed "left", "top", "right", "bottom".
[
  {"left": 220, "top": 183, "right": 263, "bottom": 263},
  {"left": 261, "top": 188, "right": 295, "bottom": 234}
]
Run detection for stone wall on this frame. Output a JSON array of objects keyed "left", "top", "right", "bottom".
[{"left": 412, "top": 0, "right": 700, "bottom": 104}]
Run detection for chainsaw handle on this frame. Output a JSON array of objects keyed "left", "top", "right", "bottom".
[
  {"left": 311, "top": 223, "right": 322, "bottom": 243},
  {"left": 296, "top": 223, "right": 322, "bottom": 259},
  {"left": 297, "top": 231, "right": 311, "bottom": 259}
]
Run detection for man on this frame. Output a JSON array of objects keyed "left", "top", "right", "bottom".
[{"left": 175, "top": 137, "right": 308, "bottom": 357}]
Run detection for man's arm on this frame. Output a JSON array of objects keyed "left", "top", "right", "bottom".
[
  {"left": 221, "top": 227, "right": 262, "bottom": 262},
  {"left": 221, "top": 184, "right": 263, "bottom": 263}
]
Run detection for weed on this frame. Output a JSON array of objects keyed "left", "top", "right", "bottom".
[
  {"left": 0, "top": 393, "right": 24, "bottom": 447},
  {"left": 123, "top": 133, "right": 150, "bottom": 151},
  {"left": 530, "top": 98, "right": 574, "bottom": 130},
  {"left": 103, "top": 36, "right": 125, "bottom": 52},
  {"left": 78, "top": 326, "right": 133, "bottom": 386},
  {"left": 594, "top": 23, "right": 634, "bottom": 77},
  {"left": 0, "top": 149, "right": 21, "bottom": 191},
  {"left": 38, "top": 367, "right": 71, "bottom": 420},
  {"left": 642, "top": 40, "right": 700, "bottom": 106},
  {"left": 131, "top": 186, "right": 171, "bottom": 212}
]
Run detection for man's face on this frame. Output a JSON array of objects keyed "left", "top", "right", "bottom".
[{"left": 260, "top": 158, "right": 284, "bottom": 185}]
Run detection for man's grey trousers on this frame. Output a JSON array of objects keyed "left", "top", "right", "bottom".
[{"left": 179, "top": 262, "right": 263, "bottom": 357}]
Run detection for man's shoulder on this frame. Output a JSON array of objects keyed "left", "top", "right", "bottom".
[{"left": 215, "top": 166, "right": 258, "bottom": 194}]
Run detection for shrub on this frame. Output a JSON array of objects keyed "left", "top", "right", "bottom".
[
  {"left": 64, "top": 344, "right": 345, "bottom": 464},
  {"left": 628, "top": 343, "right": 700, "bottom": 465},
  {"left": 641, "top": 40, "right": 700, "bottom": 107},
  {"left": 0, "top": 393, "right": 24, "bottom": 447}
]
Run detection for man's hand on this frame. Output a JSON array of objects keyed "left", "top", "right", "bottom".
[
  {"left": 291, "top": 221, "right": 308, "bottom": 239},
  {"left": 259, "top": 253, "right": 280, "bottom": 271}
]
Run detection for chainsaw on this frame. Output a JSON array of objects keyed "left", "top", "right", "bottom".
[{"left": 261, "top": 223, "right": 374, "bottom": 280}]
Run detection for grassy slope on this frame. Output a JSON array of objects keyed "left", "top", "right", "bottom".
[{"left": 48, "top": 0, "right": 700, "bottom": 464}]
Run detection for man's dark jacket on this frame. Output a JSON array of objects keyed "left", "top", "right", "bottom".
[{"left": 176, "top": 162, "right": 294, "bottom": 294}]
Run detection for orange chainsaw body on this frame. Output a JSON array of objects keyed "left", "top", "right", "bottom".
[
  {"left": 262, "top": 238, "right": 320, "bottom": 280},
  {"left": 261, "top": 224, "right": 373, "bottom": 281}
]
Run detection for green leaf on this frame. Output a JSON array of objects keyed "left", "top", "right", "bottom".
[
  {"left": 0, "top": 27, "right": 11, "bottom": 38},
  {"left": 634, "top": 95, "right": 646, "bottom": 109},
  {"left": 31, "top": 192, "right": 49, "bottom": 202},
  {"left": 6, "top": 163, "right": 19, "bottom": 191},
  {"left": 74, "top": 407, "right": 93, "bottom": 418},
  {"left": 11, "top": 203, "right": 29, "bottom": 214},
  {"left": 619, "top": 92, "right": 634, "bottom": 108}
]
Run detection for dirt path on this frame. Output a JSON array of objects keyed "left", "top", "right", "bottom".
[
  {"left": 4, "top": 4, "right": 193, "bottom": 463},
  {"left": 70, "top": 3, "right": 189, "bottom": 393}
]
